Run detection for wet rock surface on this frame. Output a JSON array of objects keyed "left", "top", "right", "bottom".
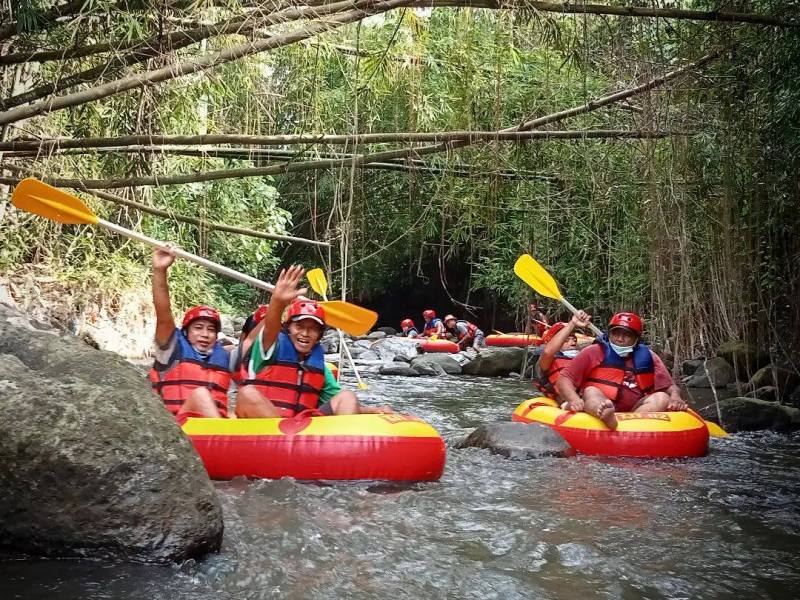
[
  {"left": 698, "top": 397, "right": 800, "bottom": 433},
  {"left": 0, "top": 304, "right": 223, "bottom": 563},
  {"left": 455, "top": 422, "right": 573, "bottom": 459},
  {"left": 462, "top": 347, "right": 526, "bottom": 377}
]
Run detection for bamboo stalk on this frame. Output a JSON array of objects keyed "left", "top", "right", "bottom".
[
  {"left": 0, "top": 165, "right": 330, "bottom": 247},
  {"left": 0, "top": 129, "right": 671, "bottom": 151},
  {"left": 0, "top": 0, "right": 413, "bottom": 127}
]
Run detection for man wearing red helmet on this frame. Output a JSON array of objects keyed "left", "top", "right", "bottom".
[
  {"left": 556, "top": 312, "right": 687, "bottom": 429},
  {"left": 534, "top": 310, "right": 592, "bottom": 402},
  {"left": 149, "top": 245, "right": 239, "bottom": 421},
  {"left": 236, "top": 265, "right": 392, "bottom": 418},
  {"left": 422, "top": 309, "right": 445, "bottom": 337},
  {"left": 400, "top": 318, "right": 419, "bottom": 338},
  {"left": 443, "top": 314, "right": 486, "bottom": 352}
]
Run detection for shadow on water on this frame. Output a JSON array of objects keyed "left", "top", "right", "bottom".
[{"left": 2, "top": 373, "right": 799, "bottom": 599}]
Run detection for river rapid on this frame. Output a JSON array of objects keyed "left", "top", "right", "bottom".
[{"left": 1, "top": 374, "right": 799, "bottom": 599}]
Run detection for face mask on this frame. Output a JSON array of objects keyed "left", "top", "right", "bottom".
[
  {"left": 610, "top": 342, "right": 634, "bottom": 357},
  {"left": 561, "top": 349, "right": 580, "bottom": 358}
]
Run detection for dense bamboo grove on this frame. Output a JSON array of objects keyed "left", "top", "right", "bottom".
[{"left": 0, "top": 1, "right": 798, "bottom": 367}]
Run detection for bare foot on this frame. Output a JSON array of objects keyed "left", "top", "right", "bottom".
[{"left": 597, "top": 400, "right": 618, "bottom": 431}]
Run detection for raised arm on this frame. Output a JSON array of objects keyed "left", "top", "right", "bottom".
[
  {"left": 152, "top": 245, "right": 177, "bottom": 347},
  {"left": 539, "top": 310, "right": 591, "bottom": 371},
  {"left": 254, "top": 266, "right": 308, "bottom": 354}
]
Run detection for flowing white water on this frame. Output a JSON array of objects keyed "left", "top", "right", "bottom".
[{"left": 1, "top": 374, "right": 798, "bottom": 599}]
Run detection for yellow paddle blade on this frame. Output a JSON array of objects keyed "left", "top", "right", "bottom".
[
  {"left": 12, "top": 178, "right": 98, "bottom": 225},
  {"left": 320, "top": 300, "right": 378, "bottom": 337},
  {"left": 307, "top": 268, "right": 328, "bottom": 298},
  {"left": 514, "top": 254, "right": 563, "bottom": 300},
  {"left": 705, "top": 421, "right": 728, "bottom": 438}
]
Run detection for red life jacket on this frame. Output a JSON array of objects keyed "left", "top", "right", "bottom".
[
  {"left": 240, "top": 331, "right": 326, "bottom": 417},
  {"left": 535, "top": 353, "right": 573, "bottom": 399},
  {"left": 149, "top": 330, "right": 231, "bottom": 417},
  {"left": 581, "top": 337, "right": 655, "bottom": 402},
  {"left": 448, "top": 319, "right": 479, "bottom": 341}
]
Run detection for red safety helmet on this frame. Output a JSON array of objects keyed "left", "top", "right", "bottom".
[
  {"left": 252, "top": 304, "right": 268, "bottom": 325},
  {"left": 182, "top": 305, "right": 221, "bottom": 331},
  {"left": 423, "top": 309, "right": 436, "bottom": 320},
  {"left": 542, "top": 321, "right": 567, "bottom": 344},
  {"left": 284, "top": 300, "right": 326, "bottom": 327},
  {"left": 401, "top": 318, "right": 414, "bottom": 329},
  {"left": 609, "top": 312, "right": 643, "bottom": 337}
]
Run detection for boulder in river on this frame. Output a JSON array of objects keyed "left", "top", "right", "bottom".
[
  {"left": 684, "top": 357, "right": 733, "bottom": 388},
  {"left": 378, "top": 363, "right": 420, "bottom": 377},
  {"left": 716, "top": 340, "right": 770, "bottom": 381},
  {"left": 320, "top": 332, "right": 339, "bottom": 354},
  {"left": 682, "top": 358, "right": 704, "bottom": 377},
  {"left": 455, "top": 422, "right": 573, "bottom": 459},
  {"left": 410, "top": 354, "right": 462, "bottom": 375},
  {"left": 746, "top": 366, "right": 800, "bottom": 400},
  {"left": 371, "top": 337, "right": 419, "bottom": 363},
  {"left": 697, "top": 397, "right": 800, "bottom": 433},
  {"left": 462, "top": 347, "right": 525, "bottom": 377},
  {"left": 367, "top": 331, "right": 387, "bottom": 339},
  {"left": 0, "top": 304, "right": 223, "bottom": 563},
  {"left": 375, "top": 326, "right": 397, "bottom": 336}
]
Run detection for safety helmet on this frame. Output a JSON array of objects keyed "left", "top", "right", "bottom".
[
  {"left": 444, "top": 314, "right": 457, "bottom": 323},
  {"left": 423, "top": 309, "right": 436, "bottom": 320},
  {"left": 609, "top": 312, "right": 643, "bottom": 337},
  {"left": 542, "top": 321, "right": 567, "bottom": 344},
  {"left": 182, "top": 305, "right": 221, "bottom": 331},
  {"left": 252, "top": 304, "right": 268, "bottom": 325},
  {"left": 401, "top": 318, "right": 414, "bottom": 329},
  {"left": 284, "top": 300, "right": 326, "bottom": 327}
]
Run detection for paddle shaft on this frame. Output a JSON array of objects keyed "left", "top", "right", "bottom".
[
  {"left": 315, "top": 285, "right": 366, "bottom": 388},
  {"left": 559, "top": 296, "right": 604, "bottom": 337},
  {"left": 102, "top": 219, "right": 275, "bottom": 292}
]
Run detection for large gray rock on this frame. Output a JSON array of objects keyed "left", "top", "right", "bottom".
[
  {"left": 353, "top": 339, "right": 373, "bottom": 350},
  {"left": 684, "top": 357, "right": 733, "bottom": 388},
  {"left": 371, "top": 337, "right": 419, "bottom": 363},
  {"left": 455, "top": 422, "right": 573, "bottom": 459},
  {"left": 410, "top": 353, "right": 462, "bottom": 375},
  {"left": 320, "top": 333, "right": 339, "bottom": 354},
  {"left": 462, "top": 347, "right": 525, "bottom": 377},
  {"left": 786, "top": 385, "right": 800, "bottom": 409},
  {"left": 697, "top": 397, "right": 800, "bottom": 433},
  {"left": 376, "top": 327, "right": 397, "bottom": 336},
  {"left": 682, "top": 359, "right": 704, "bottom": 377},
  {"left": 367, "top": 331, "right": 387, "bottom": 339},
  {"left": 378, "top": 363, "right": 420, "bottom": 377},
  {"left": 716, "top": 340, "right": 770, "bottom": 381},
  {"left": 747, "top": 366, "right": 800, "bottom": 399},
  {"left": 0, "top": 304, "right": 223, "bottom": 563}
]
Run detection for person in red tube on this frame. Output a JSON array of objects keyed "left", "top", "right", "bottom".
[
  {"left": 422, "top": 309, "right": 445, "bottom": 337},
  {"left": 235, "top": 265, "right": 392, "bottom": 418},
  {"left": 534, "top": 310, "right": 592, "bottom": 403},
  {"left": 556, "top": 312, "right": 687, "bottom": 430},
  {"left": 400, "top": 318, "right": 420, "bottom": 338},
  {"left": 149, "top": 245, "right": 239, "bottom": 421}
]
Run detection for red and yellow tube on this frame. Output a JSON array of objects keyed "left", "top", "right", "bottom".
[
  {"left": 512, "top": 397, "right": 709, "bottom": 458},
  {"left": 485, "top": 333, "right": 542, "bottom": 347},
  {"left": 183, "top": 413, "right": 446, "bottom": 481},
  {"left": 419, "top": 339, "right": 459, "bottom": 353}
]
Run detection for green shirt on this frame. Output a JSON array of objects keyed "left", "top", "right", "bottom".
[{"left": 249, "top": 332, "right": 341, "bottom": 403}]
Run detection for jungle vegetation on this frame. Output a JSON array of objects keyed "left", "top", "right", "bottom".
[{"left": 0, "top": 1, "right": 798, "bottom": 367}]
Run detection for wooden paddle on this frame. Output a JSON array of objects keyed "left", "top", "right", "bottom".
[
  {"left": 513, "top": 253, "right": 727, "bottom": 438},
  {"left": 307, "top": 268, "right": 368, "bottom": 390},
  {"left": 12, "top": 178, "right": 377, "bottom": 336}
]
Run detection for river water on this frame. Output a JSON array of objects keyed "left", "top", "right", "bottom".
[{"left": 1, "top": 373, "right": 799, "bottom": 599}]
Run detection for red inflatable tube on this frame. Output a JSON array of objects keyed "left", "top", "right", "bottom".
[{"left": 419, "top": 339, "right": 459, "bottom": 353}]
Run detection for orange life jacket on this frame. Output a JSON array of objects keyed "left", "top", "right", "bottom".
[
  {"left": 535, "top": 353, "right": 573, "bottom": 399},
  {"left": 581, "top": 337, "right": 655, "bottom": 401},
  {"left": 423, "top": 318, "right": 444, "bottom": 337},
  {"left": 149, "top": 330, "right": 231, "bottom": 417},
  {"left": 240, "top": 331, "right": 325, "bottom": 417}
]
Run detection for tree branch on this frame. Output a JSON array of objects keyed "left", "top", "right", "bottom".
[
  {"left": 0, "top": 0, "right": 414, "bottom": 126},
  {"left": 0, "top": 0, "right": 91, "bottom": 42},
  {"left": 421, "top": 0, "right": 798, "bottom": 28}
]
